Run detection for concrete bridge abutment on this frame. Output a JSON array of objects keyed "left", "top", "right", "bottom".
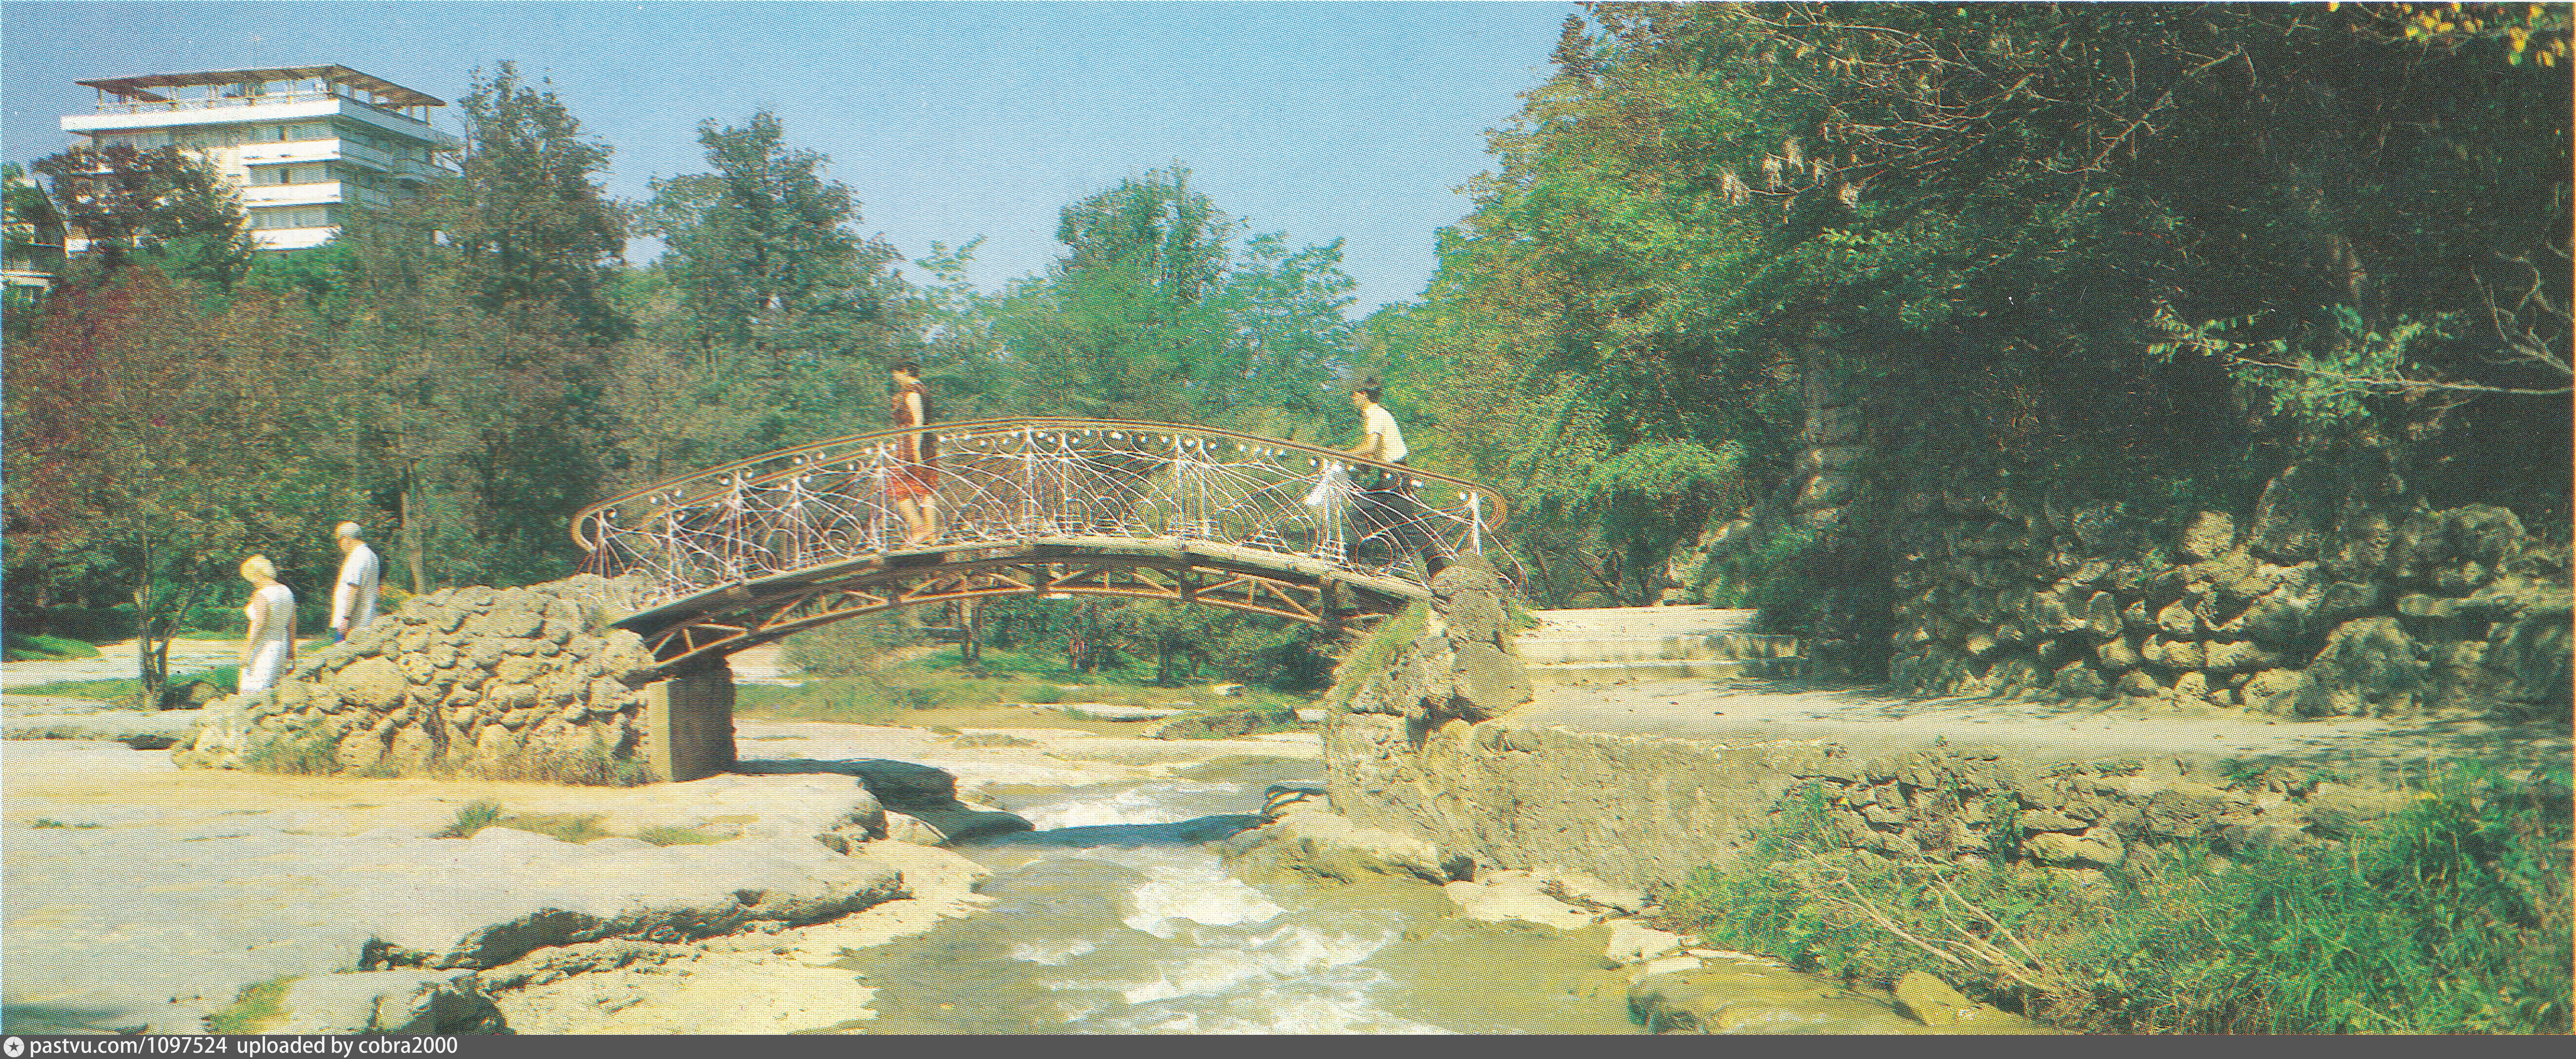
[{"left": 639, "top": 661, "right": 738, "bottom": 782}]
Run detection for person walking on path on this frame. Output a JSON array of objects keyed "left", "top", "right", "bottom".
[
  {"left": 1342, "top": 379, "right": 1446, "bottom": 580},
  {"left": 331, "top": 521, "right": 380, "bottom": 644},
  {"left": 237, "top": 555, "right": 296, "bottom": 694},
  {"left": 887, "top": 361, "right": 942, "bottom": 547}
]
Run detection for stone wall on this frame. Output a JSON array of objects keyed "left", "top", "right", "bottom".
[
  {"left": 1883, "top": 461, "right": 2571, "bottom": 720},
  {"left": 1323, "top": 713, "right": 2419, "bottom": 890},
  {"left": 174, "top": 573, "right": 690, "bottom": 782}
]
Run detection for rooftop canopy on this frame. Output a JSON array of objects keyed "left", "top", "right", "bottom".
[{"left": 75, "top": 65, "right": 444, "bottom": 108}]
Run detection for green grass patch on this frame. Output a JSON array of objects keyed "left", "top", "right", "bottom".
[
  {"left": 4, "top": 632, "right": 102, "bottom": 662},
  {"left": 436, "top": 798, "right": 506, "bottom": 838},
  {"left": 436, "top": 799, "right": 625, "bottom": 844},
  {"left": 636, "top": 824, "right": 728, "bottom": 846},
  {"left": 1658, "top": 765, "right": 2573, "bottom": 1033},
  {"left": 206, "top": 975, "right": 299, "bottom": 1034},
  {"left": 13, "top": 664, "right": 247, "bottom": 704}
]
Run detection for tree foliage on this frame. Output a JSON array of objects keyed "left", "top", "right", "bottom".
[{"left": 1377, "top": 1, "right": 2572, "bottom": 607}]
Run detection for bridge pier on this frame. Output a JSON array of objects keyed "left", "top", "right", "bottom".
[{"left": 639, "top": 661, "right": 738, "bottom": 782}]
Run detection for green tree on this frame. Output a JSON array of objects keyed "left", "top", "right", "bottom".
[
  {"left": 3, "top": 273, "right": 353, "bottom": 704},
  {"left": 445, "top": 62, "right": 631, "bottom": 343},
  {"left": 32, "top": 144, "right": 255, "bottom": 290}
]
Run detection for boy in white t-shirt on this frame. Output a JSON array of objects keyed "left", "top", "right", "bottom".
[{"left": 1343, "top": 380, "right": 1446, "bottom": 580}]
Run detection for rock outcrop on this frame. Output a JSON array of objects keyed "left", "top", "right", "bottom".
[
  {"left": 174, "top": 574, "right": 668, "bottom": 782},
  {"left": 1333, "top": 554, "right": 1534, "bottom": 725}
]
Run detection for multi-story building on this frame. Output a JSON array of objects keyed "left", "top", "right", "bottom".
[{"left": 60, "top": 65, "right": 460, "bottom": 251}]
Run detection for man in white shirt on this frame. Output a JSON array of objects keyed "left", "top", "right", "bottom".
[
  {"left": 1343, "top": 380, "right": 1445, "bottom": 580},
  {"left": 331, "top": 521, "right": 381, "bottom": 643}
]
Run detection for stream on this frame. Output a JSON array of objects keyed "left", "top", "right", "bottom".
[{"left": 832, "top": 755, "right": 1958, "bottom": 1034}]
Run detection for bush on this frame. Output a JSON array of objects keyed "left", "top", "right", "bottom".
[{"left": 1659, "top": 765, "right": 2572, "bottom": 1033}]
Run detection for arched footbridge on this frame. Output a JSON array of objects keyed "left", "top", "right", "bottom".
[{"left": 574, "top": 418, "right": 1514, "bottom": 677}]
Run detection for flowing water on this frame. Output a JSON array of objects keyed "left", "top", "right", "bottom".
[{"left": 833, "top": 755, "right": 1965, "bottom": 1034}]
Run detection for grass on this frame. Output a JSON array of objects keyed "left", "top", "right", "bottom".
[
  {"left": 5, "top": 632, "right": 102, "bottom": 662},
  {"left": 437, "top": 798, "right": 729, "bottom": 846},
  {"left": 1657, "top": 764, "right": 2573, "bottom": 1034},
  {"left": 206, "top": 975, "right": 299, "bottom": 1034},
  {"left": 1322, "top": 601, "right": 1427, "bottom": 711},
  {"left": 14, "top": 664, "right": 248, "bottom": 704},
  {"left": 25, "top": 818, "right": 103, "bottom": 829}
]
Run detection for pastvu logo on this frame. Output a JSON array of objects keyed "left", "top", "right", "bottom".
[{"left": 5, "top": 1034, "right": 24, "bottom": 1057}]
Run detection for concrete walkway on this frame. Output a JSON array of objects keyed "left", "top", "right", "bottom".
[{"left": 1518, "top": 677, "right": 2566, "bottom": 778}]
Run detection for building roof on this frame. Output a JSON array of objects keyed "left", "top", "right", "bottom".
[{"left": 75, "top": 65, "right": 444, "bottom": 108}]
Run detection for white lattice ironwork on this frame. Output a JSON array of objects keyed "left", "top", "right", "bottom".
[{"left": 571, "top": 418, "right": 1515, "bottom": 668}]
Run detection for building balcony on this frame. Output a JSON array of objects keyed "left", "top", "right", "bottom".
[
  {"left": 237, "top": 139, "right": 347, "bottom": 167},
  {"left": 243, "top": 182, "right": 344, "bottom": 208}
]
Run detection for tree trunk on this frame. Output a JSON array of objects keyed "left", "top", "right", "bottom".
[
  {"left": 402, "top": 480, "right": 427, "bottom": 595},
  {"left": 960, "top": 601, "right": 981, "bottom": 665}
]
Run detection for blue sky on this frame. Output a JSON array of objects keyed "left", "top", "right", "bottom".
[{"left": 3, "top": 1, "right": 1576, "bottom": 311}]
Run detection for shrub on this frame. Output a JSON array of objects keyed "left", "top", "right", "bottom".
[
  {"left": 438, "top": 798, "right": 505, "bottom": 838},
  {"left": 1659, "top": 765, "right": 2573, "bottom": 1033}
]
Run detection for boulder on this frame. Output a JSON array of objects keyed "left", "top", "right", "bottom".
[
  {"left": 2294, "top": 616, "right": 2428, "bottom": 717},
  {"left": 2026, "top": 828, "right": 2122, "bottom": 868},
  {"left": 1605, "top": 922, "right": 1686, "bottom": 965},
  {"left": 1892, "top": 971, "right": 1979, "bottom": 1028},
  {"left": 2176, "top": 511, "right": 2237, "bottom": 562},
  {"left": 332, "top": 658, "right": 410, "bottom": 713}
]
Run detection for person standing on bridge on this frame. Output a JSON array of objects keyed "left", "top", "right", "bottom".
[
  {"left": 1343, "top": 379, "right": 1445, "bottom": 581},
  {"left": 237, "top": 555, "right": 296, "bottom": 694},
  {"left": 330, "top": 521, "right": 380, "bottom": 644},
  {"left": 888, "top": 360, "right": 942, "bottom": 547}
]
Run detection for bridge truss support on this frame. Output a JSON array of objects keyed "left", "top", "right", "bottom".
[{"left": 639, "top": 661, "right": 738, "bottom": 782}]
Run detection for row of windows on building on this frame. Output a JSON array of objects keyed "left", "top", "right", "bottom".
[
  {"left": 253, "top": 163, "right": 395, "bottom": 191},
  {"left": 249, "top": 206, "right": 339, "bottom": 230},
  {"left": 87, "top": 123, "right": 434, "bottom": 162}
]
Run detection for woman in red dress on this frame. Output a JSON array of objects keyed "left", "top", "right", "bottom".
[{"left": 887, "top": 360, "right": 940, "bottom": 546}]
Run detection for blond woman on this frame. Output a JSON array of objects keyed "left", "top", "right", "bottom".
[{"left": 238, "top": 555, "right": 297, "bottom": 694}]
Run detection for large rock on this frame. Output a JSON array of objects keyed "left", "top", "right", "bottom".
[
  {"left": 332, "top": 658, "right": 410, "bottom": 712},
  {"left": 1219, "top": 800, "right": 1470, "bottom": 884},
  {"left": 1892, "top": 971, "right": 1979, "bottom": 1027},
  {"left": 2294, "top": 616, "right": 2428, "bottom": 717},
  {"left": 1442, "top": 871, "right": 1602, "bottom": 930}
]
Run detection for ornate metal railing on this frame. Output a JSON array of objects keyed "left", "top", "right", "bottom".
[{"left": 572, "top": 418, "right": 1512, "bottom": 608}]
